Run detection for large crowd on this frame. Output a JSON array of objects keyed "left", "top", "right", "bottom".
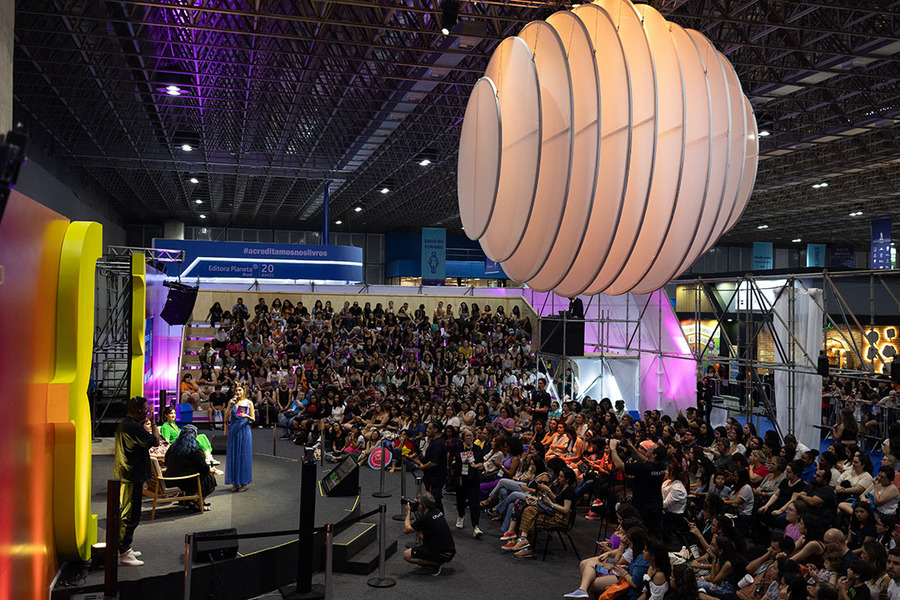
[{"left": 172, "top": 295, "right": 900, "bottom": 599}]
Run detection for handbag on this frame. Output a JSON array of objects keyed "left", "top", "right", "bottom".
[{"left": 597, "top": 579, "right": 630, "bottom": 600}]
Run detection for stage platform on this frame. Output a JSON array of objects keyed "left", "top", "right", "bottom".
[{"left": 56, "top": 428, "right": 600, "bottom": 600}]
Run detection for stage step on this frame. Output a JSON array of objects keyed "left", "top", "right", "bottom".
[
  {"left": 332, "top": 522, "right": 376, "bottom": 562},
  {"left": 333, "top": 538, "right": 397, "bottom": 575}
]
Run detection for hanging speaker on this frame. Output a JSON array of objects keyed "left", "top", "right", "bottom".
[
  {"left": 160, "top": 282, "right": 199, "bottom": 326},
  {"left": 892, "top": 357, "right": 900, "bottom": 384},
  {"left": 817, "top": 354, "right": 830, "bottom": 377}
]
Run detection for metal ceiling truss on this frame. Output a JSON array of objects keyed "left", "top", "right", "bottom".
[{"left": 12, "top": 0, "right": 900, "bottom": 246}]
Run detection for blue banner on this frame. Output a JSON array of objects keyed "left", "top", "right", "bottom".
[
  {"left": 830, "top": 245, "right": 855, "bottom": 268},
  {"left": 872, "top": 218, "right": 893, "bottom": 269},
  {"left": 153, "top": 239, "right": 363, "bottom": 283},
  {"left": 806, "top": 244, "right": 826, "bottom": 268},
  {"left": 421, "top": 227, "right": 446, "bottom": 285},
  {"left": 484, "top": 259, "right": 500, "bottom": 275},
  {"left": 752, "top": 242, "right": 773, "bottom": 270}
]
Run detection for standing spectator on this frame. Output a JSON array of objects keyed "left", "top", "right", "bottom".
[
  {"left": 610, "top": 438, "right": 666, "bottom": 534},
  {"left": 454, "top": 428, "right": 485, "bottom": 538},
  {"left": 114, "top": 396, "right": 160, "bottom": 567},
  {"left": 413, "top": 422, "right": 447, "bottom": 512}
]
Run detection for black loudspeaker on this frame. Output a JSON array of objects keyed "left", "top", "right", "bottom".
[
  {"left": 194, "top": 528, "right": 239, "bottom": 562},
  {"left": 892, "top": 358, "right": 900, "bottom": 384},
  {"left": 321, "top": 455, "right": 360, "bottom": 497},
  {"left": 539, "top": 317, "right": 584, "bottom": 357},
  {"left": 817, "top": 355, "right": 830, "bottom": 377},
  {"left": 209, "top": 433, "right": 227, "bottom": 455},
  {"left": 160, "top": 284, "right": 199, "bottom": 325}
]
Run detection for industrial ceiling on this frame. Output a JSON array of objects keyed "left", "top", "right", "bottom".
[{"left": 12, "top": 1, "right": 900, "bottom": 247}]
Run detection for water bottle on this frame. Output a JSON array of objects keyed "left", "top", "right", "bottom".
[{"left": 690, "top": 544, "right": 701, "bottom": 559}]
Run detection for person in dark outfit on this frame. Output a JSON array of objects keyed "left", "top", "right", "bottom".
[
  {"left": 114, "top": 396, "right": 160, "bottom": 567},
  {"left": 610, "top": 438, "right": 667, "bottom": 534},
  {"left": 164, "top": 424, "right": 217, "bottom": 504},
  {"left": 531, "top": 377, "right": 552, "bottom": 424},
  {"left": 413, "top": 422, "right": 447, "bottom": 512},
  {"left": 454, "top": 428, "right": 486, "bottom": 538},
  {"left": 403, "top": 492, "right": 456, "bottom": 575}
]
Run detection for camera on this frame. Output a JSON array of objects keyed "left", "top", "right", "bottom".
[{"left": 402, "top": 496, "right": 420, "bottom": 512}]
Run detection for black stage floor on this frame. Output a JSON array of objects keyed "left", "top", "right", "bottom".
[{"left": 68, "top": 429, "right": 596, "bottom": 600}]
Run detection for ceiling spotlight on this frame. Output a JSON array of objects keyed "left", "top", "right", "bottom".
[
  {"left": 199, "top": 214, "right": 207, "bottom": 219},
  {"left": 354, "top": 206, "right": 363, "bottom": 212},
  {"left": 757, "top": 225, "right": 769, "bottom": 229},
  {"left": 441, "top": 0, "right": 460, "bottom": 35},
  {"left": 194, "top": 199, "right": 202, "bottom": 204},
  {"left": 165, "top": 85, "right": 182, "bottom": 96},
  {"left": 189, "top": 177, "right": 199, "bottom": 184},
  {"left": 812, "top": 182, "right": 829, "bottom": 189},
  {"left": 792, "top": 238, "right": 802, "bottom": 243},
  {"left": 380, "top": 187, "right": 390, "bottom": 194},
  {"left": 849, "top": 211, "right": 863, "bottom": 217},
  {"left": 758, "top": 130, "right": 771, "bottom": 137},
  {"left": 419, "top": 159, "right": 432, "bottom": 167},
  {"left": 335, "top": 220, "right": 343, "bottom": 225},
  {"left": 181, "top": 144, "right": 193, "bottom": 152}
]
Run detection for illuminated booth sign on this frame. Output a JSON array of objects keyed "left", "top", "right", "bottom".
[{"left": 153, "top": 239, "right": 363, "bottom": 283}]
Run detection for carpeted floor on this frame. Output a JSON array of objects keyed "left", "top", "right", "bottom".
[{"left": 85, "top": 428, "right": 599, "bottom": 599}]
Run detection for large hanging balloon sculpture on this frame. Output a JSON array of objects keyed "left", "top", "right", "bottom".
[{"left": 458, "top": 0, "right": 758, "bottom": 295}]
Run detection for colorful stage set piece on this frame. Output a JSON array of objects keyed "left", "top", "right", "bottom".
[
  {"left": 458, "top": 0, "right": 759, "bottom": 296},
  {"left": 0, "top": 190, "right": 101, "bottom": 599}
]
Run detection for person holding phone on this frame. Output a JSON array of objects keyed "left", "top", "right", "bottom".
[{"left": 225, "top": 385, "right": 255, "bottom": 492}]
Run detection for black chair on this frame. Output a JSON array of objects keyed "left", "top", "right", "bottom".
[{"left": 536, "top": 508, "right": 581, "bottom": 562}]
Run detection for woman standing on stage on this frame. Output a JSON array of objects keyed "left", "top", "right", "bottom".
[{"left": 225, "top": 385, "right": 255, "bottom": 492}]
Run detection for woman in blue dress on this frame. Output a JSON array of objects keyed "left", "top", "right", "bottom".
[{"left": 225, "top": 385, "right": 255, "bottom": 492}]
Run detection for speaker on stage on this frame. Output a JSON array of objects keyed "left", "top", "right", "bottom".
[
  {"left": 892, "top": 357, "right": 900, "bottom": 384},
  {"left": 194, "top": 528, "right": 239, "bottom": 562},
  {"left": 209, "top": 433, "right": 227, "bottom": 455},
  {"left": 539, "top": 316, "right": 584, "bottom": 357},
  {"left": 160, "top": 282, "right": 199, "bottom": 326},
  {"left": 817, "top": 351, "right": 830, "bottom": 377}
]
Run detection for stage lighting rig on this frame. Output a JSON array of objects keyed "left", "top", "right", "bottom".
[{"left": 441, "top": 0, "right": 460, "bottom": 35}]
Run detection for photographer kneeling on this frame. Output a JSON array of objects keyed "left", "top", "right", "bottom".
[{"left": 402, "top": 492, "right": 456, "bottom": 575}]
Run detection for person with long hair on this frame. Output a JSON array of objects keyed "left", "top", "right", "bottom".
[
  {"left": 697, "top": 536, "right": 746, "bottom": 597},
  {"left": 225, "top": 385, "right": 255, "bottom": 492},
  {"left": 833, "top": 408, "right": 860, "bottom": 446},
  {"left": 164, "top": 424, "right": 217, "bottom": 507},
  {"left": 637, "top": 537, "right": 671, "bottom": 600},
  {"left": 858, "top": 540, "right": 889, "bottom": 596},
  {"left": 666, "top": 563, "right": 699, "bottom": 600}
]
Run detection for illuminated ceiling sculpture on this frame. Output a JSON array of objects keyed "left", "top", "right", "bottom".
[{"left": 458, "top": 0, "right": 758, "bottom": 295}]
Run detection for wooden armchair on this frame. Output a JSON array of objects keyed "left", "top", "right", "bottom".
[{"left": 142, "top": 457, "right": 205, "bottom": 520}]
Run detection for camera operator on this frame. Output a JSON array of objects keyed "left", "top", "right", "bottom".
[
  {"left": 609, "top": 437, "right": 666, "bottom": 534},
  {"left": 402, "top": 492, "right": 456, "bottom": 576}
]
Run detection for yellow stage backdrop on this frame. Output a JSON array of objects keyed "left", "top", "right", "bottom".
[{"left": 0, "top": 190, "right": 100, "bottom": 599}]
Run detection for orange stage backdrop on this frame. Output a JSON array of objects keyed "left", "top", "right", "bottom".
[{"left": 0, "top": 190, "right": 100, "bottom": 599}]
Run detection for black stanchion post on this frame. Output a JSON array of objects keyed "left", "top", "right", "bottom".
[
  {"left": 105, "top": 479, "right": 120, "bottom": 599},
  {"left": 392, "top": 458, "right": 407, "bottom": 521},
  {"left": 366, "top": 504, "right": 396, "bottom": 588},
  {"left": 183, "top": 533, "right": 194, "bottom": 600},
  {"left": 373, "top": 441, "right": 391, "bottom": 498},
  {"left": 324, "top": 523, "right": 333, "bottom": 600},
  {"left": 281, "top": 452, "right": 324, "bottom": 600}
]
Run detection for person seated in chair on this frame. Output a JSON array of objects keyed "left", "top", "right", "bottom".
[
  {"left": 164, "top": 425, "right": 217, "bottom": 511},
  {"left": 403, "top": 492, "right": 456, "bottom": 575}
]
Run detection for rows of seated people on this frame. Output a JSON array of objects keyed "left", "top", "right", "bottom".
[{"left": 176, "top": 296, "right": 900, "bottom": 598}]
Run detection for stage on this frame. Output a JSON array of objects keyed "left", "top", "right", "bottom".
[{"left": 60, "top": 428, "right": 597, "bottom": 599}]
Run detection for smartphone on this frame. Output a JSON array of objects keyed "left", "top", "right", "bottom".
[{"left": 595, "top": 565, "right": 611, "bottom": 576}]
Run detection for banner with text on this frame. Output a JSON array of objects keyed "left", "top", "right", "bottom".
[
  {"left": 752, "top": 242, "right": 774, "bottom": 270},
  {"left": 484, "top": 259, "right": 500, "bottom": 275},
  {"left": 806, "top": 244, "right": 826, "bottom": 268},
  {"left": 871, "top": 218, "right": 893, "bottom": 269},
  {"left": 830, "top": 245, "right": 855, "bottom": 268},
  {"left": 153, "top": 239, "right": 363, "bottom": 282},
  {"left": 421, "top": 228, "right": 446, "bottom": 285}
]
